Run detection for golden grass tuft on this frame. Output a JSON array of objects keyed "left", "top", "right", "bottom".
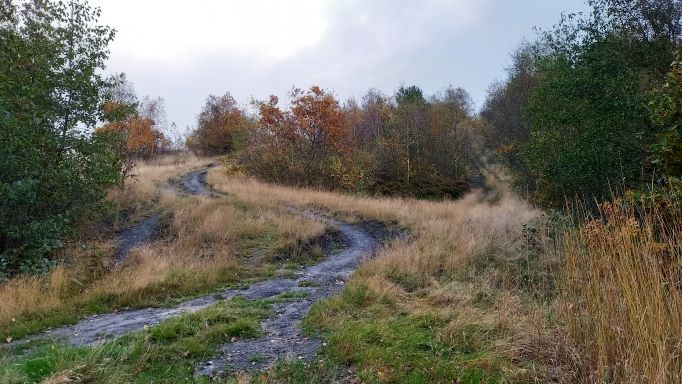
[
  {"left": 0, "top": 266, "right": 67, "bottom": 325},
  {"left": 563, "top": 201, "right": 682, "bottom": 383}
]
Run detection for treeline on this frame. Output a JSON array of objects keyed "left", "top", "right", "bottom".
[
  {"left": 186, "top": 0, "right": 682, "bottom": 208},
  {"left": 482, "top": 0, "right": 682, "bottom": 206},
  {"left": 188, "top": 86, "right": 485, "bottom": 198}
]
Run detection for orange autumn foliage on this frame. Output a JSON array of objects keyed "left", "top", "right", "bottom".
[
  {"left": 259, "top": 86, "right": 349, "bottom": 154},
  {"left": 97, "top": 113, "right": 165, "bottom": 158},
  {"left": 245, "top": 86, "right": 371, "bottom": 190}
]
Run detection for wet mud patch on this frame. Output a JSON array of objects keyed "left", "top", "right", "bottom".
[
  {"left": 356, "top": 219, "right": 407, "bottom": 243},
  {"left": 181, "top": 169, "right": 209, "bottom": 196},
  {"left": 113, "top": 214, "right": 162, "bottom": 266}
]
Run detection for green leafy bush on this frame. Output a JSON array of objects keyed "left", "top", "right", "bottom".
[{"left": 0, "top": 0, "right": 125, "bottom": 277}]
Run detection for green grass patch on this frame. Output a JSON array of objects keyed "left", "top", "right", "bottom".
[
  {"left": 265, "top": 290, "right": 311, "bottom": 304},
  {"left": 253, "top": 358, "right": 346, "bottom": 383},
  {"left": 302, "top": 281, "right": 514, "bottom": 384},
  {"left": 297, "top": 279, "right": 317, "bottom": 288},
  {"left": 0, "top": 297, "right": 271, "bottom": 384}
]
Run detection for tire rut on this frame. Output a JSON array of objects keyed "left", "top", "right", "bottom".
[{"left": 197, "top": 218, "right": 381, "bottom": 377}]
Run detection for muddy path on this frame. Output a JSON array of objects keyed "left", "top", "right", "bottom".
[
  {"left": 197, "top": 219, "right": 384, "bottom": 377},
  {"left": 23, "top": 168, "right": 388, "bottom": 377},
  {"left": 113, "top": 166, "right": 211, "bottom": 266},
  {"left": 180, "top": 168, "right": 210, "bottom": 196},
  {"left": 114, "top": 213, "right": 161, "bottom": 265},
  {"left": 37, "top": 217, "right": 381, "bottom": 352}
]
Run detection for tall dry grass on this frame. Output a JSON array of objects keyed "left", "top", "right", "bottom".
[
  {"left": 106, "top": 153, "right": 213, "bottom": 225},
  {"left": 563, "top": 201, "right": 682, "bottom": 383},
  {"left": 0, "top": 156, "right": 325, "bottom": 337},
  {"left": 209, "top": 170, "right": 540, "bottom": 279},
  {"left": 84, "top": 197, "right": 326, "bottom": 306},
  {"left": 0, "top": 266, "right": 69, "bottom": 327},
  {"left": 208, "top": 169, "right": 560, "bottom": 380}
]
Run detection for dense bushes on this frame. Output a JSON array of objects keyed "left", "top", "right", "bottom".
[
  {"left": 242, "top": 86, "right": 369, "bottom": 191},
  {"left": 188, "top": 85, "right": 485, "bottom": 196},
  {"left": 186, "top": 93, "right": 252, "bottom": 156},
  {"left": 526, "top": 39, "right": 653, "bottom": 203},
  {"left": 483, "top": 0, "right": 682, "bottom": 206},
  {"left": 650, "top": 58, "right": 682, "bottom": 180},
  {"left": 0, "top": 0, "right": 126, "bottom": 277}
]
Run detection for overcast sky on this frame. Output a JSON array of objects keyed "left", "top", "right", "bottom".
[{"left": 91, "top": 0, "right": 588, "bottom": 132}]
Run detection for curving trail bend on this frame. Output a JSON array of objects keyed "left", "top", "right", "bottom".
[{"left": 26, "top": 168, "right": 386, "bottom": 376}]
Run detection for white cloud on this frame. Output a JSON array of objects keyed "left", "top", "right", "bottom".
[
  {"left": 92, "top": 0, "right": 332, "bottom": 62},
  {"left": 93, "top": 0, "right": 488, "bottom": 64}
]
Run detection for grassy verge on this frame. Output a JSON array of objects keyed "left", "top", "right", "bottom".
[
  {"left": 0, "top": 297, "right": 271, "bottom": 383},
  {"left": 303, "top": 281, "right": 512, "bottom": 383}
]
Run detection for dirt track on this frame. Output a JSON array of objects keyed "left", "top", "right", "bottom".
[
  {"left": 113, "top": 168, "right": 210, "bottom": 266},
  {"left": 197, "top": 218, "right": 383, "bottom": 376},
  {"left": 27, "top": 168, "right": 386, "bottom": 377}
]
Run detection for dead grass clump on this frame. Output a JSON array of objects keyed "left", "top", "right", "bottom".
[
  {"left": 0, "top": 239, "right": 116, "bottom": 333},
  {"left": 563, "top": 201, "right": 682, "bottom": 383},
  {"left": 0, "top": 266, "right": 67, "bottom": 326},
  {"left": 82, "top": 196, "right": 326, "bottom": 307}
]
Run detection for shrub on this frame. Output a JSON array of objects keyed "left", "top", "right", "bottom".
[{"left": 0, "top": 0, "right": 125, "bottom": 277}]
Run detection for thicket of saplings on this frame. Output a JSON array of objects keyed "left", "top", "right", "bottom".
[{"left": 185, "top": 85, "right": 483, "bottom": 198}]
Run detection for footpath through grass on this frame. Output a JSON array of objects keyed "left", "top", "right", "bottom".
[
  {"left": 0, "top": 297, "right": 270, "bottom": 383},
  {"left": 0, "top": 159, "right": 329, "bottom": 343}
]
